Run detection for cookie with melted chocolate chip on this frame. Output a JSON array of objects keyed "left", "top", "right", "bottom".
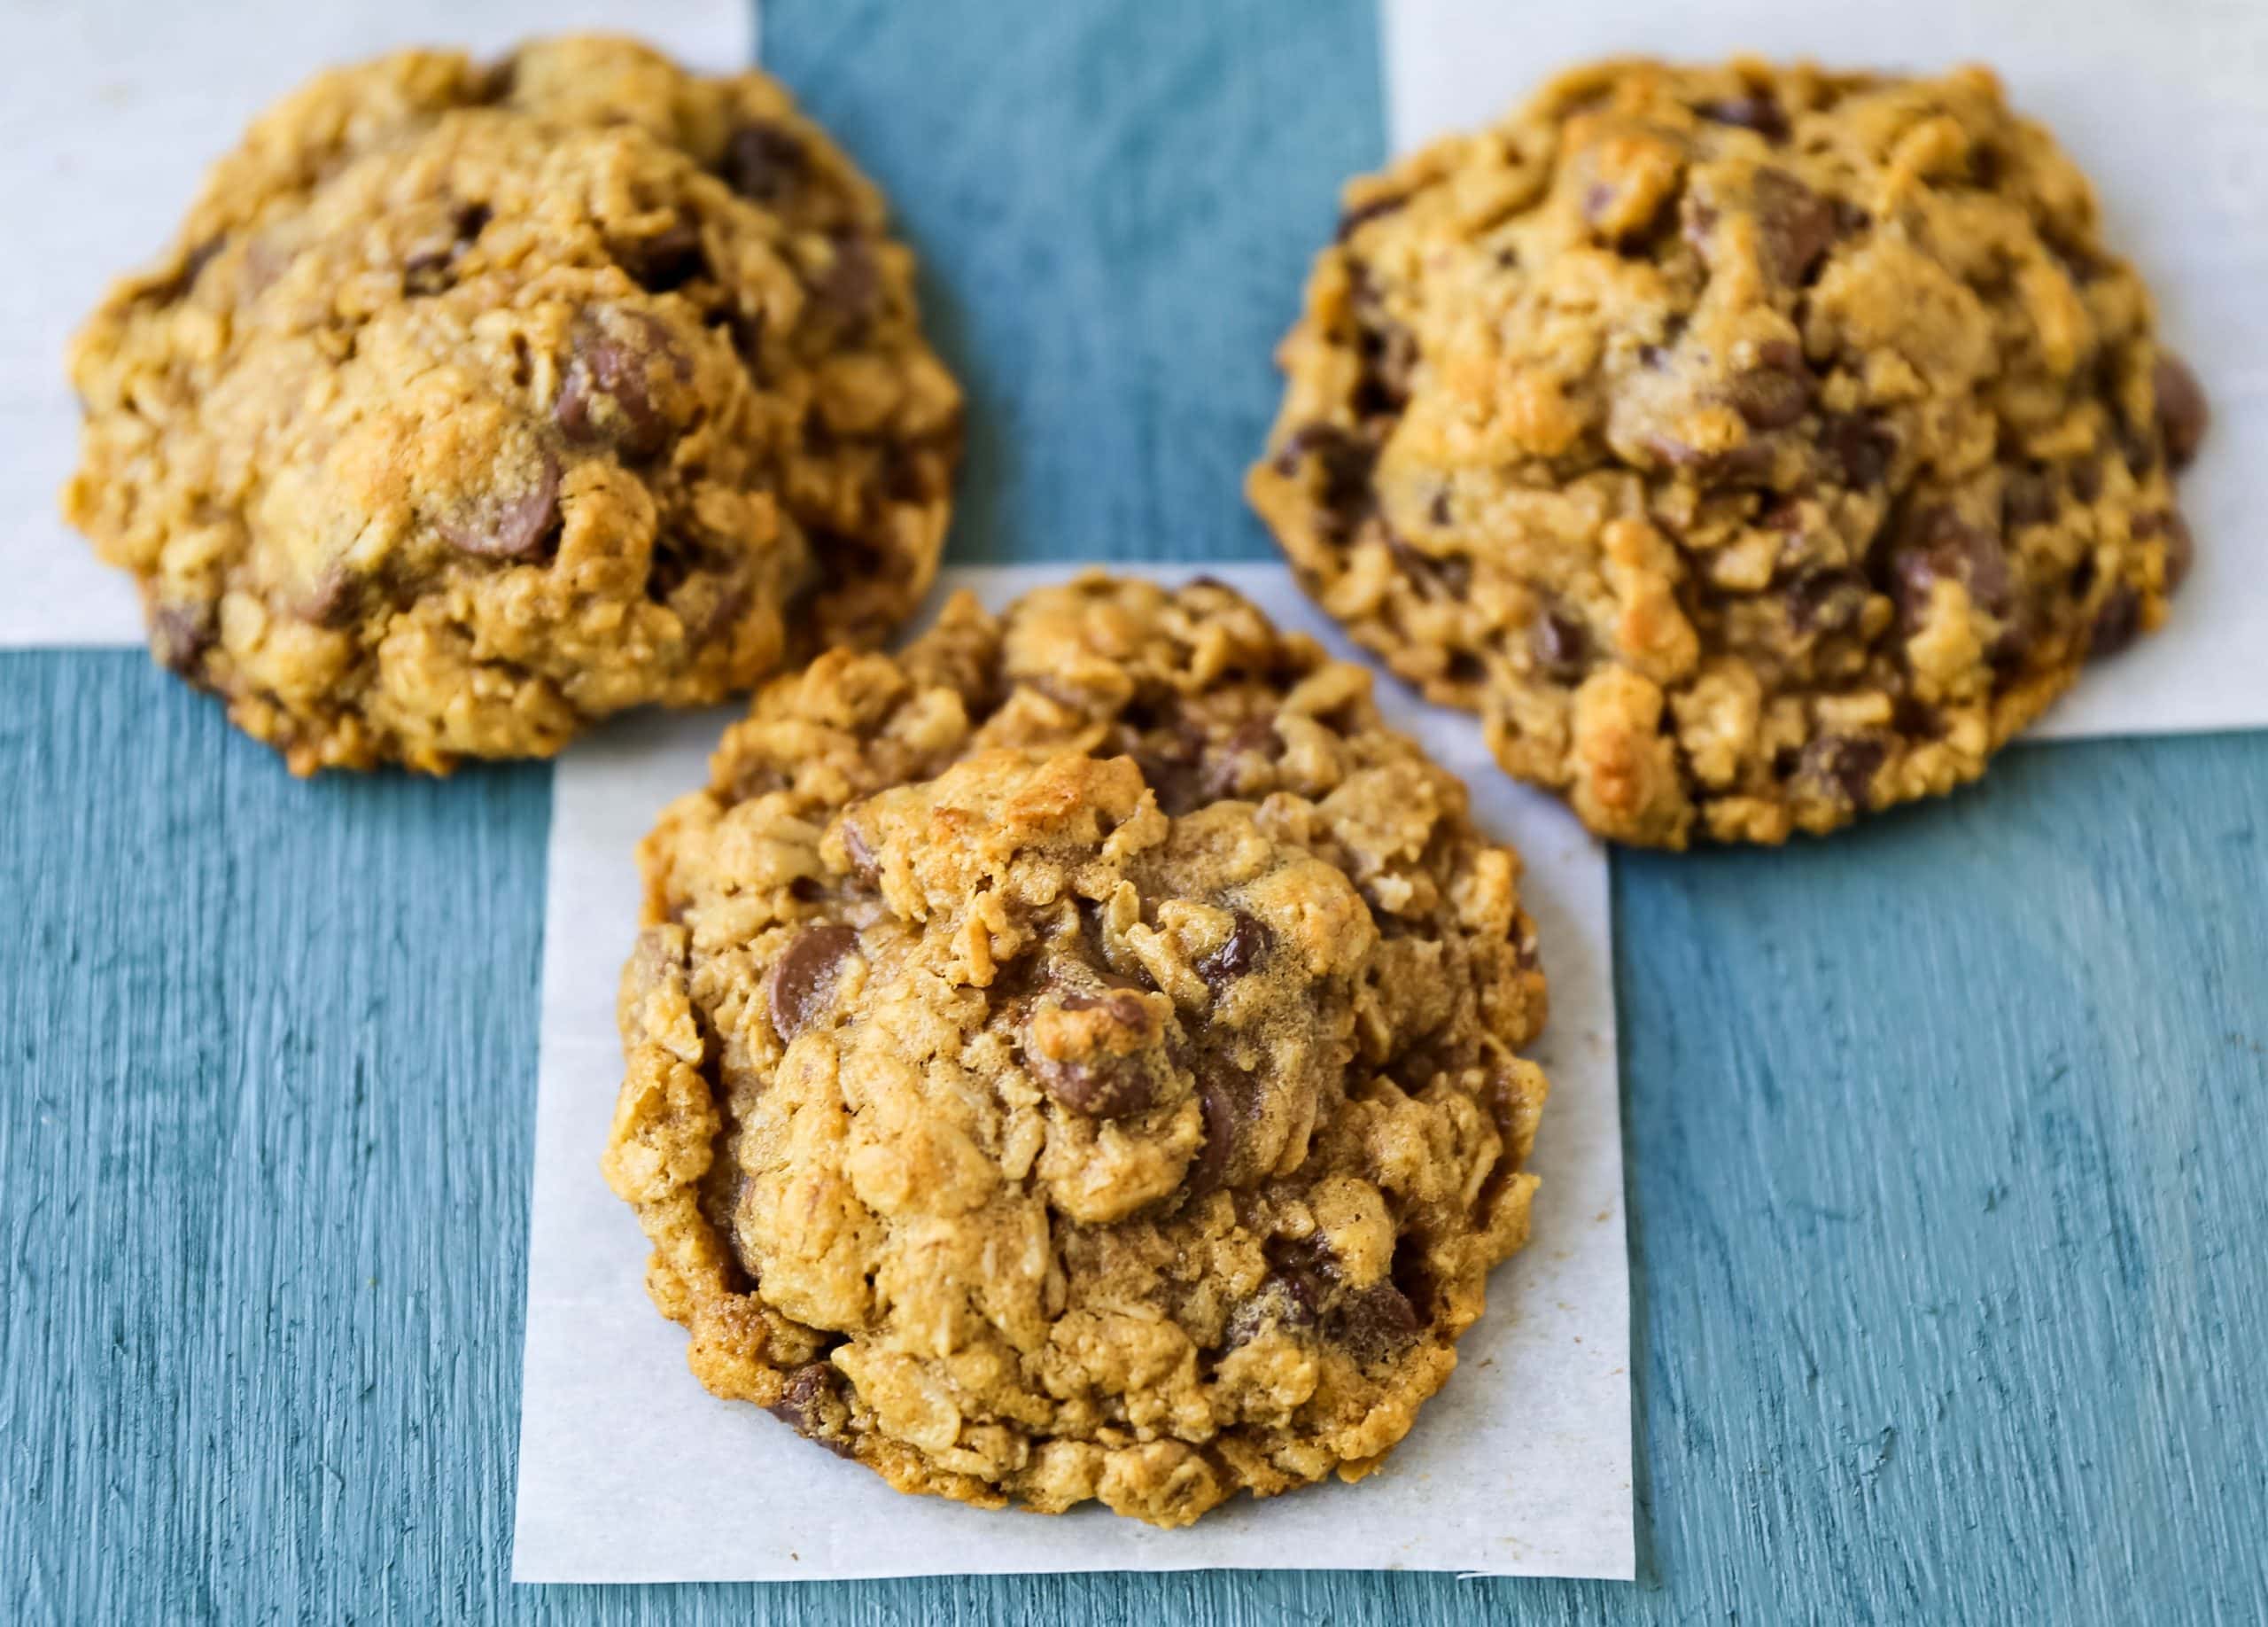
[
  {"left": 604, "top": 573, "right": 1550, "bottom": 1527},
  {"left": 1251, "top": 58, "right": 2205, "bottom": 846},
  {"left": 65, "top": 35, "right": 960, "bottom": 773}
]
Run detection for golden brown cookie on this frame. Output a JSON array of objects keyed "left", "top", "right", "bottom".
[
  {"left": 65, "top": 35, "right": 961, "bottom": 772},
  {"left": 604, "top": 574, "right": 1550, "bottom": 1526},
  {"left": 1252, "top": 59, "right": 2205, "bottom": 846}
]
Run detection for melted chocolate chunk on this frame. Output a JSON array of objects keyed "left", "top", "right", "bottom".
[{"left": 765, "top": 923, "right": 859, "bottom": 1041}]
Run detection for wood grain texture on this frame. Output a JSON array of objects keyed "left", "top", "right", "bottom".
[{"left": 4, "top": 1, "right": 2266, "bottom": 1620}]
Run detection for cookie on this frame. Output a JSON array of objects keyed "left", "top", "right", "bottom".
[
  {"left": 1252, "top": 59, "right": 2205, "bottom": 846},
  {"left": 603, "top": 574, "right": 1550, "bottom": 1526},
  {"left": 65, "top": 36, "right": 961, "bottom": 773}
]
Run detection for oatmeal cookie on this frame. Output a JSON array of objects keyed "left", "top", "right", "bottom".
[
  {"left": 66, "top": 35, "right": 960, "bottom": 772},
  {"left": 1252, "top": 58, "right": 2205, "bottom": 845},
  {"left": 603, "top": 574, "right": 1550, "bottom": 1526}
]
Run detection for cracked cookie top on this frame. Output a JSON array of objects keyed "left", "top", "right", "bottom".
[
  {"left": 604, "top": 574, "right": 1550, "bottom": 1526},
  {"left": 66, "top": 35, "right": 960, "bottom": 772},
  {"left": 1252, "top": 58, "right": 2205, "bottom": 846}
]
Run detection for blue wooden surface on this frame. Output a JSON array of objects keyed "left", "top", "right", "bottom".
[{"left": 4, "top": 2, "right": 2265, "bottom": 1621}]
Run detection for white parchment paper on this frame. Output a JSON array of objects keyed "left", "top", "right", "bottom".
[
  {"left": 1382, "top": 0, "right": 2266, "bottom": 741},
  {"left": 511, "top": 563, "right": 1635, "bottom": 1582},
  {"left": 0, "top": 0, "right": 752, "bottom": 648}
]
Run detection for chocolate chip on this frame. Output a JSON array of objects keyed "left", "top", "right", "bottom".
[
  {"left": 1428, "top": 487, "right": 1454, "bottom": 525},
  {"left": 2139, "top": 510, "right": 2195, "bottom": 593},
  {"left": 305, "top": 566, "right": 363, "bottom": 628},
  {"left": 2118, "top": 421, "right": 2158, "bottom": 479},
  {"left": 1325, "top": 1281, "right": 1422, "bottom": 1365},
  {"left": 1198, "top": 913, "right": 1270, "bottom": 993},
  {"left": 1274, "top": 424, "right": 1376, "bottom": 542},
  {"left": 2002, "top": 471, "right": 2058, "bottom": 530},
  {"left": 1752, "top": 168, "right": 1837, "bottom": 285},
  {"left": 1184, "top": 1075, "right": 1245, "bottom": 1195},
  {"left": 2071, "top": 458, "right": 2105, "bottom": 504},
  {"left": 1798, "top": 735, "right": 1885, "bottom": 809},
  {"left": 1822, "top": 414, "right": 1894, "bottom": 487},
  {"left": 1335, "top": 195, "right": 1406, "bottom": 241},
  {"left": 1786, "top": 569, "right": 1869, "bottom": 634},
  {"left": 1034, "top": 1043, "right": 1159, "bottom": 1119},
  {"left": 765, "top": 1362, "right": 856, "bottom": 1459},
  {"left": 765, "top": 923, "right": 858, "bottom": 1041},
  {"left": 1199, "top": 719, "right": 1283, "bottom": 800},
  {"left": 1728, "top": 363, "right": 1811, "bottom": 430},
  {"left": 840, "top": 821, "right": 879, "bottom": 884},
  {"left": 1891, "top": 695, "right": 1946, "bottom": 741},
  {"left": 725, "top": 121, "right": 808, "bottom": 203},
  {"left": 815, "top": 235, "right": 881, "bottom": 330},
  {"left": 1353, "top": 321, "right": 1418, "bottom": 417},
  {"left": 436, "top": 450, "right": 561, "bottom": 561},
  {"left": 403, "top": 202, "right": 491, "bottom": 295},
  {"left": 621, "top": 216, "right": 705, "bottom": 292},
  {"left": 2154, "top": 355, "right": 2209, "bottom": 471},
  {"left": 1697, "top": 94, "right": 1790, "bottom": 140},
  {"left": 555, "top": 315, "right": 683, "bottom": 457},
  {"left": 150, "top": 603, "right": 215, "bottom": 679},
  {"left": 1385, "top": 529, "right": 1469, "bottom": 597},
  {"left": 1636, "top": 343, "right": 1668, "bottom": 371},
  {"left": 153, "top": 235, "right": 225, "bottom": 304},
  {"left": 2089, "top": 585, "right": 2143, "bottom": 658},
  {"left": 1531, "top": 608, "right": 1589, "bottom": 681},
  {"left": 1223, "top": 1272, "right": 1319, "bottom": 1348},
  {"left": 1889, "top": 509, "right": 2012, "bottom": 628}
]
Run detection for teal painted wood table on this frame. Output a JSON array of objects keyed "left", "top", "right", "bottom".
[{"left": 5, "top": 2, "right": 2265, "bottom": 1621}]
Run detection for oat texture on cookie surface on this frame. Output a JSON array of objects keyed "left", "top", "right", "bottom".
[
  {"left": 1253, "top": 58, "right": 2205, "bottom": 846},
  {"left": 604, "top": 574, "right": 1550, "bottom": 1527},
  {"left": 66, "top": 35, "right": 960, "bottom": 773}
]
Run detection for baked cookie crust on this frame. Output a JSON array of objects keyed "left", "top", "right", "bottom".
[
  {"left": 604, "top": 574, "right": 1550, "bottom": 1526},
  {"left": 66, "top": 35, "right": 961, "bottom": 772},
  {"left": 1252, "top": 58, "right": 2205, "bottom": 846}
]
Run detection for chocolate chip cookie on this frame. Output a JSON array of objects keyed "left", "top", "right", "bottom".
[
  {"left": 1252, "top": 59, "right": 2205, "bottom": 846},
  {"left": 604, "top": 574, "right": 1550, "bottom": 1526},
  {"left": 65, "top": 35, "right": 960, "bottom": 773}
]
